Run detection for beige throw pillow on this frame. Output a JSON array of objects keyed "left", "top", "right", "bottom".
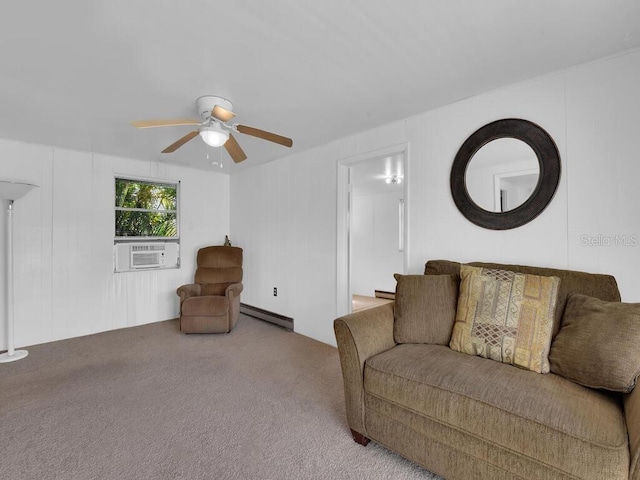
[
  {"left": 393, "top": 274, "right": 458, "bottom": 345},
  {"left": 549, "top": 294, "right": 640, "bottom": 392},
  {"left": 449, "top": 265, "right": 560, "bottom": 373}
]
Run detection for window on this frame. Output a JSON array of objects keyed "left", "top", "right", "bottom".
[{"left": 115, "top": 177, "right": 179, "bottom": 239}]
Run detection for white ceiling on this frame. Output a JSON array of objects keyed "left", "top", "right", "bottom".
[{"left": 2, "top": 1, "right": 640, "bottom": 173}]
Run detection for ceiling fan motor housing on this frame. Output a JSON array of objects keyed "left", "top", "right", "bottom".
[{"left": 196, "top": 96, "right": 233, "bottom": 122}]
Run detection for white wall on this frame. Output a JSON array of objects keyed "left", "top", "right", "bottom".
[
  {"left": 231, "top": 48, "right": 640, "bottom": 347},
  {"left": 230, "top": 143, "right": 347, "bottom": 344},
  {"left": 0, "top": 139, "right": 230, "bottom": 349},
  {"left": 351, "top": 190, "right": 404, "bottom": 295}
]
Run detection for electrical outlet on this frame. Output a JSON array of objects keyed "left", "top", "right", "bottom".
[{"left": 273, "top": 287, "right": 278, "bottom": 297}]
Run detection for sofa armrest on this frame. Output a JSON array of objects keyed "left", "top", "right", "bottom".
[
  {"left": 333, "top": 302, "right": 396, "bottom": 437},
  {"left": 176, "top": 283, "right": 201, "bottom": 304},
  {"left": 625, "top": 388, "right": 640, "bottom": 479}
]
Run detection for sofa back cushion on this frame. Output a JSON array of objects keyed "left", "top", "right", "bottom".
[
  {"left": 449, "top": 265, "right": 560, "bottom": 373},
  {"left": 425, "top": 259, "right": 620, "bottom": 338},
  {"left": 549, "top": 293, "right": 640, "bottom": 392},
  {"left": 393, "top": 274, "right": 458, "bottom": 345}
]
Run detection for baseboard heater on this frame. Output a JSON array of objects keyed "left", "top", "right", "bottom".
[{"left": 240, "top": 303, "right": 293, "bottom": 331}]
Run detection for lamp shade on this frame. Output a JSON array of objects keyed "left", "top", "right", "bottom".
[
  {"left": 0, "top": 181, "right": 37, "bottom": 201},
  {"left": 200, "top": 125, "right": 229, "bottom": 147}
]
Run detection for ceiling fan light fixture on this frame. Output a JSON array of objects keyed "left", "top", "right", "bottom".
[{"left": 200, "top": 125, "right": 229, "bottom": 147}]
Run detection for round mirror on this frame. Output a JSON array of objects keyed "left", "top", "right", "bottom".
[
  {"left": 465, "top": 138, "right": 539, "bottom": 212},
  {"left": 450, "top": 119, "right": 561, "bottom": 230}
]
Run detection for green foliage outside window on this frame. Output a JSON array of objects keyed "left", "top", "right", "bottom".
[{"left": 115, "top": 178, "right": 178, "bottom": 237}]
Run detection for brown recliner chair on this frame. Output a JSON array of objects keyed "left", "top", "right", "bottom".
[{"left": 176, "top": 246, "right": 243, "bottom": 333}]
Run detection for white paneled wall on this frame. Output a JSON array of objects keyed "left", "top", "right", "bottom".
[
  {"left": 0, "top": 140, "right": 229, "bottom": 349},
  {"left": 405, "top": 73, "right": 569, "bottom": 270},
  {"left": 232, "top": 49, "right": 640, "bottom": 347},
  {"left": 565, "top": 52, "right": 640, "bottom": 302},
  {"left": 232, "top": 141, "right": 353, "bottom": 345}
]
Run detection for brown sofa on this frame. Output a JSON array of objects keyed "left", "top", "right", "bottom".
[{"left": 334, "top": 260, "right": 640, "bottom": 480}]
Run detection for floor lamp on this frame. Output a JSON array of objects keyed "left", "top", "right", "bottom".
[{"left": 0, "top": 180, "right": 37, "bottom": 363}]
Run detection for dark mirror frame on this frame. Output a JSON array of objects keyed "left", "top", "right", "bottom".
[{"left": 450, "top": 118, "right": 561, "bottom": 230}]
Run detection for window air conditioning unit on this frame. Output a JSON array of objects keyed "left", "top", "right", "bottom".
[{"left": 114, "top": 242, "right": 179, "bottom": 272}]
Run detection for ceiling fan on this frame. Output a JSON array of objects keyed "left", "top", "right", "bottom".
[{"left": 131, "top": 96, "right": 293, "bottom": 163}]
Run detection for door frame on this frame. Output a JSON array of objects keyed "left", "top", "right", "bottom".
[{"left": 336, "top": 143, "right": 409, "bottom": 318}]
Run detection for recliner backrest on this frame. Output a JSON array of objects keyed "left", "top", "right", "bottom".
[{"left": 194, "top": 246, "right": 243, "bottom": 289}]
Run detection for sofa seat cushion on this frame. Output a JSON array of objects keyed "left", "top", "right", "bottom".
[
  {"left": 182, "top": 295, "right": 229, "bottom": 317},
  {"left": 364, "top": 344, "right": 629, "bottom": 479}
]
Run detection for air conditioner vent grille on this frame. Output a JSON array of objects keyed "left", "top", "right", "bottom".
[
  {"left": 132, "top": 244, "right": 165, "bottom": 252},
  {"left": 132, "top": 252, "right": 162, "bottom": 266}
]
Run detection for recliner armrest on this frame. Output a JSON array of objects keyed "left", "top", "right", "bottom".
[
  {"left": 176, "top": 283, "right": 201, "bottom": 304},
  {"left": 225, "top": 283, "right": 243, "bottom": 298},
  {"left": 333, "top": 302, "right": 396, "bottom": 438},
  {"left": 625, "top": 388, "right": 640, "bottom": 479}
]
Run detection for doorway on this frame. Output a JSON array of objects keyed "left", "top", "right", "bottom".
[{"left": 336, "top": 145, "right": 408, "bottom": 317}]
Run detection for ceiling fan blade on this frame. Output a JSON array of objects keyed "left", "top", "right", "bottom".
[
  {"left": 162, "top": 131, "right": 199, "bottom": 153},
  {"left": 236, "top": 124, "right": 293, "bottom": 148},
  {"left": 211, "top": 105, "right": 236, "bottom": 122},
  {"left": 224, "top": 134, "right": 247, "bottom": 163},
  {"left": 131, "top": 119, "right": 200, "bottom": 129}
]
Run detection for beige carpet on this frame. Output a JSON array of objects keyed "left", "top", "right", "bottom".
[{"left": 0, "top": 314, "right": 440, "bottom": 479}]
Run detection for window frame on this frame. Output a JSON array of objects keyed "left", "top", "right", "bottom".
[{"left": 114, "top": 175, "right": 181, "bottom": 243}]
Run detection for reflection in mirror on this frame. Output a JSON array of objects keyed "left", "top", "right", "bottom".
[{"left": 464, "top": 138, "right": 539, "bottom": 212}]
